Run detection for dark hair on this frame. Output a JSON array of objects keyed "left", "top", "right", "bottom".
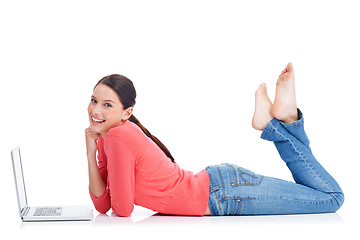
[{"left": 95, "top": 74, "right": 175, "bottom": 162}]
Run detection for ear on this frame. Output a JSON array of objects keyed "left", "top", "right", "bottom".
[{"left": 122, "top": 107, "right": 134, "bottom": 121}]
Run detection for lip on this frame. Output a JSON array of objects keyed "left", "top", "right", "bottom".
[{"left": 90, "top": 116, "right": 106, "bottom": 125}]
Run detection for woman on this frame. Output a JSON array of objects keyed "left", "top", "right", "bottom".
[{"left": 85, "top": 63, "right": 344, "bottom": 217}]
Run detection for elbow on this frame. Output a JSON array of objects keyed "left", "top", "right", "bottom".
[
  {"left": 112, "top": 204, "right": 134, "bottom": 217},
  {"left": 115, "top": 211, "right": 132, "bottom": 218},
  {"left": 99, "top": 209, "right": 110, "bottom": 215},
  {"left": 95, "top": 205, "right": 111, "bottom": 215}
]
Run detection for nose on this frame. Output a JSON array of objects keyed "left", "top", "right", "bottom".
[
  {"left": 92, "top": 106, "right": 102, "bottom": 116},
  {"left": 89, "top": 103, "right": 102, "bottom": 117}
]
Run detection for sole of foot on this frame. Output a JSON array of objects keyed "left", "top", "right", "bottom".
[{"left": 270, "top": 62, "right": 298, "bottom": 124}]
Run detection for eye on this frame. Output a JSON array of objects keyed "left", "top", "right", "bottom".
[
  {"left": 91, "top": 98, "right": 97, "bottom": 103},
  {"left": 104, "top": 103, "right": 112, "bottom": 108}
]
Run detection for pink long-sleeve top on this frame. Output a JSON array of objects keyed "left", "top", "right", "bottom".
[{"left": 89, "top": 120, "right": 210, "bottom": 217}]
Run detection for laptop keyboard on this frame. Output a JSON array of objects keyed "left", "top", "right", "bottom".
[{"left": 33, "top": 207, "right": 62, "bottom": 216}]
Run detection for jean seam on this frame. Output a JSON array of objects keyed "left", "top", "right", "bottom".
[
  {"left": 221, "top": 197, "right": 256, "bottom": 201},
  {"left": 254, "top": 196, "right": 336, "bottom": 204},
  {"left": 232, "top": 175, "right": 264, "bottom": 186},
  {"left": 216, "top": 166, "right": 226, "bottom": 197},
  {"left": 208, "top": 173, "right": 220, "bottom": 193},
  {"left": 238, "top": 200, "right": 243, "bottom": 215},
  {"left": 227, "top": 164, "right": 239, "bottom": 185},
  {"left": 239, "top": 167, "right": 263, "bottom": 186},
  {"left": 216, "top": 166, "right": 225, "bottom": 215}
]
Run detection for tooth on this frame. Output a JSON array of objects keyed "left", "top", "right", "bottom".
[{"left": 92, "top": 117, "right": 104, "bottom": 123}]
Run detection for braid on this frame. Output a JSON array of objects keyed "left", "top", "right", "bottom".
[{"left": 128, "top": 115, "right": 175, "bottom": 163}]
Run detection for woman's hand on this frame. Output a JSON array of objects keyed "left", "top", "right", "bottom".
[{"left": 85, "top": 127, "right": 100, "bottom": 158}]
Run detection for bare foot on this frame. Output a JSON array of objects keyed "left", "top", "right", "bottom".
[
  {"left": 271, "top": 62, "right": 298, "bottom": 123},
  {"left": 252, "top": 83, "right": 273, "bottom": 131}
]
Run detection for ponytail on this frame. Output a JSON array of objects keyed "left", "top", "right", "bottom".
[{"left": 129, "top": 115, "right": 175, "bottom": 163}]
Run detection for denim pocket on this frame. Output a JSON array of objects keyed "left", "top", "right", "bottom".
[
  {"left": 226, "top": 164, "right": 263, "bottom": 187},
  {"left": 206, "top": 164, "right": 264, "bottom": 216}
]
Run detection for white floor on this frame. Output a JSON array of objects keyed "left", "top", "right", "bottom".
[{"left": 6, "top": 203, "right": 356, "bottom": 240}]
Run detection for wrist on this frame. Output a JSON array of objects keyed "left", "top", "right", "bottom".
[{"left": 87, "top": 151, "right": 97, "bottom": 161}]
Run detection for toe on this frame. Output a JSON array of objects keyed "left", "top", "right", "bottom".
[{"left": 286, "top": 62, "right": 294, "bottom": 73}]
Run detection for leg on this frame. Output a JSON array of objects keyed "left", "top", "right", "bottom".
[
  {"left": 263, "top": 62, "right": 342, "bottom": 199},
  {"left": 207, "top": 130, "right": 343, "bottom": 216},
  {"left": 261, "top": 116, "right": 344, "bottom": 211},
  {"left": 207, "top": 62, "right": 344, "bottom": 216},
  {"left": 206, "top": 163, "right": 343, "bottom": 216}
]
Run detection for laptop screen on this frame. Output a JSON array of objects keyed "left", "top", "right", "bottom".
[{"left": 11, "top": 147, "right": 28, "bottom": 216}]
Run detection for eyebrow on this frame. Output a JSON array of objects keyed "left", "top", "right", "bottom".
[{"left": 91, "top": 95, "right": 115, "bottom": 103}]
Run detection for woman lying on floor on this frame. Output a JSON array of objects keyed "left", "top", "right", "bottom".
[{"left": 85, "top": 63, "right": 344, "bottom": 217}]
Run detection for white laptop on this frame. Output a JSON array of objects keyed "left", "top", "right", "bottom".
[{"left": 11, "top": 147, "right": 93, "bottom": 221}]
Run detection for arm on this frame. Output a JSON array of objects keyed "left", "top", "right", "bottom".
[
  {"left": 105, "top": 135, "right": 135, "bottom": 217},
  {"left": 85, "top": 127, "right": 110, "bottom": 213},
  {"left": 87, "top": 152, "right": 106, "bottom": 197}
]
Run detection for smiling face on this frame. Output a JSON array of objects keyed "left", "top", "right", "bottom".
[{"left": 87, "top": 83, "right": 133, "bottom": 137}]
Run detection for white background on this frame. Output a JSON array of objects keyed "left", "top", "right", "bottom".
[{"left": 1, "top": 0, "right": 359, "bottom": 239}]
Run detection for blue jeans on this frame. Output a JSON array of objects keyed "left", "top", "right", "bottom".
[{"left": 206, "top": 109, "right": 344, "bottom": 215}]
